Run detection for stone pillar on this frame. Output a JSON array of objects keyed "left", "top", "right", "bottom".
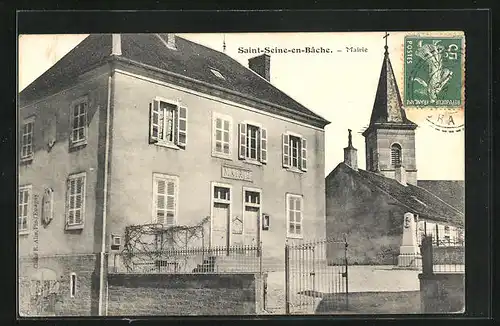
[{"left": 398, "top": 212, "right": 422, "bottom": 268}]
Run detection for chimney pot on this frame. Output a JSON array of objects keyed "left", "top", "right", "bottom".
[
  {"left": 343, "top": 129, "right": 358, "bottom": 170},
  {"left": 167, "top": 34, "right": 176, "bottom": 49},
  {"left": 248, "top": 54, "right": 271, "bottom": 81},
  {"left": 112, "top": 34, "right": 122, "bottom": 56}
]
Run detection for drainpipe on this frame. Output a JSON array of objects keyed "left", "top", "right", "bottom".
[{"left": 98, "top": 68, "right": 113, "bottom": 316}]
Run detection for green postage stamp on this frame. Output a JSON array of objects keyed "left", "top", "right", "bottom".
[{"left": 404, "top": 33, "right": 465, "bottom": 109}]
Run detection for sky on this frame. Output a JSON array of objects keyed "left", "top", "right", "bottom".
[{"left": 18, "top": 33, "right": 465, "bottom": 180}]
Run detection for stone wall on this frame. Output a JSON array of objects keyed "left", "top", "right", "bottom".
[
  {"left": 419, "top": 273, "right": 465, "bottom": 313},
  {"left": 18, "top": 254, "right": 99, "bottom": 316},
  {"left": 107, "top": 273, "right": 265, "bottom": 316}
]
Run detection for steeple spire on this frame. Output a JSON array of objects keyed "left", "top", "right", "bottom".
[{"left": 363, "top": 32, "right": 417, "bottom": 132}]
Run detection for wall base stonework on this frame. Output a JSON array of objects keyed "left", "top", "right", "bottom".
[
  {"left": 419, "top": 273, "right": 465, "bottom": 313},
  {"left": 107, "top": 273, "right": 265, "bottom": 316},
  {"left": 18, "top": 254, "right": 100, "bottom": 316}
]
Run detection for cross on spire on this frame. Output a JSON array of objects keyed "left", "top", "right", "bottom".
[
  {"left": 383, "top": 32, "right": 390, "bottom": 54},
  {"left": 222, "top": 34, "right": 226, "bottom": 52}
]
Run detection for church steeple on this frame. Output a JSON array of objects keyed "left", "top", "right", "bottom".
[
  {"left": 364, "top": 33, "right": 416, "bottom": 129},
  {"left": 362, "top": 33, "right": 418, "bottom": 185}
]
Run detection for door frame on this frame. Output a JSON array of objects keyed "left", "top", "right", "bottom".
[
  {"left": 210, "top": 181, "right": 233, "bottom": 248},
  {"left": 242, "top": 186, "right": 262, "bottom": 247}
]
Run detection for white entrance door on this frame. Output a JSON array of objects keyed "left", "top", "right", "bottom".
[
  {"left": 211, "top": 184, "right": 231, "bottom": 248},
  {"left": 212, "top": 202, "right": 230, "bottom": 247},
  {"left": 244, "top": 206, "right": 259, "bottom": 246},
  {"left": 243, "top": 189, "right": 261, "bottom": 247}
]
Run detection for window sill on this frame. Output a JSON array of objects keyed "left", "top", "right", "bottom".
[
  {"left": 70, "top": 140, "right": 88, "bottom": 150},
  {"left": 65, "top": 224, "right": 84, "bottom": 231},
  {"left": 20, "top": 156, "right": 33, "bottom": 165},
  {"left": 286, "top": 167, "right": 305, "bottom": 174},
  {"left": 154, "top": 141, "right": 180, "bottom": 150},
  {"left": 212, "top": 152, "right": 233, "bottom": 161},
  {"left": 242, "top": 159, "right": 263, "bottom": 166},
  {"left": 18, "top": 230, "right": 29, "bottom": 236},
  {"left": 286, "top": 234, "right": 304, "bottom": 240}
]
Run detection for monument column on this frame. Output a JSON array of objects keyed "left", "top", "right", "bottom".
[{"left": 397, "top": 212, "right": 422, "bottom": 268}]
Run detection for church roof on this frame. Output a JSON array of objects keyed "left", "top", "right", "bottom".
[
  {"left": 19, "top": 34, "right": 330, "bottom": 128},
  {"left": 363, "top": 46, "right": 417, "bottom": 136},
  {"left": 417, "top": 180, "right": 465, "bottom": 213},
  {"left": 327, "top": 163, "right": 464, "bottom": 227}
]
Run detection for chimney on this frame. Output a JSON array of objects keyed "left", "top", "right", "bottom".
[
  {"left": 395, "top": 165, "right": 407, "bottom": 186},
  {"left": 248, "top": 54, "right": 271, "bottom": 81},
  {"left": 111, "top": 34, "right": 122, "bottom": 56},
  {"left": 166, "top": 34, "right": 176, "bottom": 49},
  {"left": 343, "top": 129, "right": 358, "bottom": 171}
]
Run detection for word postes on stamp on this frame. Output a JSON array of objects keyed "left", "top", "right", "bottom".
[{"left": 404, "top": 35, "right": 464, "bottom": 109}]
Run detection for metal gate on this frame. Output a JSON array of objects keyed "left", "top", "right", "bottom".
[{"left": 285, "top": 237, "right": 348, "bottom": 314}]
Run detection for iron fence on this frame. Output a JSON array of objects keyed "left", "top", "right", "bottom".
[
  {"left": 285, "top": 237, "right": 348, "bottom": 314},
  {"left": 421, "top": 235, "right": 465, "bottom": 274},
  {"left": 111, "top": 244, "right": 262, "bottom": 274}
]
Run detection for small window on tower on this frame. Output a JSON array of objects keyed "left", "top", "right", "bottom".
[{"left": 391, "top": 143, "right": 402, "bottom": 167}]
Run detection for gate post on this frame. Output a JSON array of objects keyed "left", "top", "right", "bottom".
[
  {"left": 285, "top": 242, "right": 290, "bottom": 314},
  {"left": 344, "top": 236, "right": 349, "bottom": 309}
]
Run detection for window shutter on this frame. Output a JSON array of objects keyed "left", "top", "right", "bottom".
[
  {"left": 66, "top": 179, "right": 71, "bottom": 225},
  {"left": 166, "top": 180, "right": 176, "bottom": 226},
  {"left": 282, "top": 134, "right": 290, "bottom": 168},
  {"left": 149, "top": 100, "right": 161, "bottom": 143},
  {"left": 79, "top": 176, "right": 86, "bottom": 225},
  {"left": 238, "top": 123, "right": 247, "bottom": 159},
  {"left": 155, "top": 179, "right": 166, "bottom": 225},
  {"left": 300, "top": 137, "right": 308, "bottom": 171},
  {"left": 260, "top": 128, "right": 268, "bottom": 164},
  {"left": 177, "top": 106, "right": 188, "bottom": 148}
]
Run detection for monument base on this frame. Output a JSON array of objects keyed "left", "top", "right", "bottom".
[{"left": 397, "top": 253, "right": 422, "bottom": 268}]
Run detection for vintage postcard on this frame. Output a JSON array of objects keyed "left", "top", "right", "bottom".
[{"left": 17, "top": 31, "right": 465, "bottom": 316}]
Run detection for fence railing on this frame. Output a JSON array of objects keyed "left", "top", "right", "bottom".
[
  {"left": 421, "top": 235, "right": 465, "bottom": 274},
  {"left": 111, "top": 244, "right": 263, "bottom": 274}
]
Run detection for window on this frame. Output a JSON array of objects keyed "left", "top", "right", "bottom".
[
  {"left": 153, "top": 174, "right": 179, "bottom": 226},
  {"left": 149, "top": 98, "right": 188, "bottom": 148},
  {"left": 238, "top": 123, "right": 267, "bottom": 164},
  {"left": 391, "top": 143, "right": 402, "bottom": 167},
  {"left": 70, "top": 97, "right": 88, "bottom": 147},
  {"left": 70, "top": 273, "right": 77, "bottom": 298},
  {"left": 214, "top": 186, "right": 231, "bottom": 202},
  {"left": 212, "top": 113, "right": 233, "bottom": 158},
  {"left": 66, "top": 172, "right": 86, "bottom": 229},
  {"left": 18, "top": 185, "right": 31, "bottom": 233},
  {"left": 20, "top": 117, "right": 35, "bottom": 161},
  {"left": 286, "top": 194, "right": 303, "bottom": 238},
  {"left": 282, "top": 133, "right": 307, "bottom": 171}
]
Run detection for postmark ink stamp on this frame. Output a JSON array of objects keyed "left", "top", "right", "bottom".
[{"left": 404, "top": 35, "right": 464, "bottom": 109}]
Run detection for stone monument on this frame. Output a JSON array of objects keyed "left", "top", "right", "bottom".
[{"left": 397, "top": 212, "right": 422, "bottom": 268}]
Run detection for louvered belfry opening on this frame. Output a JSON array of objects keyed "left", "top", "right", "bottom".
[{"left": 391, "top": 143, "right": 402, "bottom": 167}]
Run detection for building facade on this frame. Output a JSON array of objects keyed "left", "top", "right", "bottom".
[
  {"left": 325, "top": 45, "right": 464, "bottom": 265},
  {"left": 18, "top": 34, "right": 329, "bottom": 316}
]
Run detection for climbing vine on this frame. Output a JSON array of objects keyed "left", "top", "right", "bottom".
[{"left": 119, "top": 217, "right": 211, "bottom": 272}]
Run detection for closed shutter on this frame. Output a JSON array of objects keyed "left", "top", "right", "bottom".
[
  {"left": 282, "top": 134, "right": 290, "bottom": 168},
  {"left": 177, "top": 106, "right": 188, "bottom": 148},
  {"left": 75, "top": 176, "right": 85, "bottom": 224},
  {"left": 300, "top": 137, "right": 307, "bottom": 171},
  {"left": 260, "top": 128, "right": 268, "bottom": 164},
  {"left": 238, "top": 123, "right": 247, "bottom": 159},
  {"left": 166, "top": 180, "right": 176, "bottom": 226},
  {"left": 155, "top": 177, "right": 177, "bottom": 226},
  {"left": 155, "top": 179, "right": 167, "bottom": 225},
  {"left": 149, "top": 100, "right": 161, "bottom": 143}
]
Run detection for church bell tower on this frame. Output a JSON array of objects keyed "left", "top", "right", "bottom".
[{"left": 362, "top": 33, "right": 418, "bottom": 185}]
